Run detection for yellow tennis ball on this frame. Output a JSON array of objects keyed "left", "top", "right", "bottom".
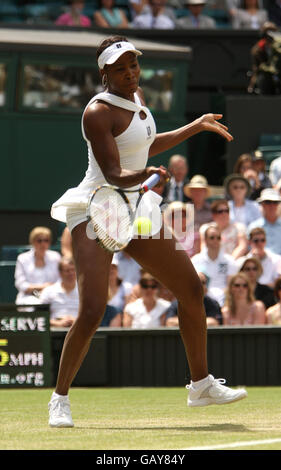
[{"left": 133, "top": 217, "right": 152, "bottom": 236}]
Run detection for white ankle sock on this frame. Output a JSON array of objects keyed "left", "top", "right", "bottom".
[
  {"left": 52, "top": 391, "right": 68, "bottom": 400},
  {"left": 191, "top": 375, "right": 210, "bottom": 389}
]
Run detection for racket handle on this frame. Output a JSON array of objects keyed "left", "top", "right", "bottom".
[{"left": 141, "top": 174, "right": 160, "bottom": 192}]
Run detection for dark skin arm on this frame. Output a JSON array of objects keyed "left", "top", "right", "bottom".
[{"left": 83, "top": 101, "right": 169, "bottom": 188}]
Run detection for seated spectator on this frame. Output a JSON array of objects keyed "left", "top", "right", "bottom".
[
  {"left": 191, "top": 225, "right": 238, "bottom": 306},
  {"left": 266, "top": 276, "right": 281, "bottom": 324},
  {"left": 250, "top": 151, "right": 272, "bottom": 196},
  {"left": 94, "top": 0, "right": 129, "bottom": 28},
  {"left": 233, "top": 152, "right": 266, "bottom": 200},
  {"left": 162, "top": 154, "right": 190, "bottom": 204},
  {"left": 55, "top": 0, "right": 91, "bottom": 27},
  {"left": 123, "top": 273, "right": 170, "bottom": 328},
  {"left": 248, "top": 188, "right": 281, "bottom": 255},
  {"left": 269, "top": 155, "right": 281, "bottom": 188},
  {"left": 40, "top": 257, "right": 121, "bottom": 327},
  {"left": 248, "top": 21, "right": 280, "bottom": 95},
  {"left": 39, "top": 257, "right": 79, "bottom": 327},
  {"left": 237, "top": 227, "right": 281, "bottom": 287},
  {"left": 231, "top": 0, "right": 268, "bottom": 29},
  {"left": 165, "top": 271, "right": 223, "bottom": 327},
  {"left": 222, "top": 273, "right": 266, "bottom": 325},
  {"left": 107, "top": 258, "right": 132, "bottom": 314},
  {"left": 239, "top": 256, "right": 276, "bottom": 309},
  {"left": 15, "top": 227, "right": 61, "bottom": 306},
  {"left": 176, "top": 0, "right": 216, "bottom": 29},
  {"left": 200, "top": 199, "right": 248, "bottom": 259},
  {"left": 224, "top": 173, "right": 261, "bottom": 226},
  {"left": 184, "top": 175, "right": 213, "bottom": 253},
  {"left": 128, "top": 0, "right": 150, "bottom": 20},
  {"left": 132, "top": 0, "right": 175, "bottom": 28},
  {"left": 163, "top": 201, "right": 197, "bottom": 256}
]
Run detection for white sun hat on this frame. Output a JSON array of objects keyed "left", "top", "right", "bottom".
[{"left": 98, "top": 41, "right": 142, "bottom": 70}]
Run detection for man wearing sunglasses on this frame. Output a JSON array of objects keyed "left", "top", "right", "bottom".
[
  {"left": 248, "top": 188, "right": 281, "bottom": 255},
  {"left": 237, "top": 227, "right": 281, "bottom": 288}
]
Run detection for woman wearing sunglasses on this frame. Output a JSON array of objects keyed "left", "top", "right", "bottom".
[
  {"left": 239, "top": 257, "right": 276, "bottom": 309},
  {"left": 123, "top": 273, "right": 170, "bottom": 328},
  {"left": 222, "top": 272, "right": 266, "bottom": 325},
  {"left": 15, "top": 226, "right": 61, "bottom": 306}
]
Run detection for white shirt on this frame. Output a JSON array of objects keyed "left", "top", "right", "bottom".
[
  {"left": 39, "top": 280, "right": 79, "bottom": 319},
  {"left": 125, "top": 298, "right": 170, "bottom": 329},
  {"left": 191, "top": 248, "right": 238, "bottom": 305},
  {"left": 15, "top": 249, "right": 61, "bottom": 304}
]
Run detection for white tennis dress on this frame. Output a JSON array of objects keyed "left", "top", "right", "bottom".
[{"left": 51, "top": 92, "right": 162, "bottom": 233}]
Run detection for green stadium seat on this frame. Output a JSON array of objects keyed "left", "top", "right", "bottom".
[
  {"left": 259, "top": 134, "right": 281, "bottom": 147},
  {"left": 258, "top": 134, "right": 281, "bottom": 170},
  {"left": 0, "top": 261, "right": 17, "bottom": 303},
  {"left": 0, "top": 245, "right": 31, "bottom": 261}
]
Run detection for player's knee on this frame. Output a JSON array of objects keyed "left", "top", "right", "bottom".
[{"left": 78, "top": 302, "right": 107, "bottom": 334}]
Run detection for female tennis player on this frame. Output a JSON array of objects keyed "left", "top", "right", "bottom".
[{"left": 48, "top": 36, "right": 247, "bottom": 427}]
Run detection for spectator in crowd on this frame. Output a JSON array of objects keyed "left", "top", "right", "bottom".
[
  {"left": 39, "top": 257, "right": 79, "bottom": 327},
  {"left": 162, "top": 154, "right": 190, "bottom": 204},
  {"left": 60, "top": 226, "right": 72, "bottom": 258},
  {"left": 107, "top": 258, "right": 132, "bottom": 314},
  {"left": 191, "top": 225, "right": 238, "bottom": 306},
  {"left": 251, "top": 150, "right": 272, "bottom": 195},
  {"left": 199, "top": 199, "right": 248, "bottom": 259},
  {"left": 112, "top": 252, "right": 141, "bottom": 286},
  {"left": 239, "top": 256, "right": 276, "bottom": 309},
  {"left": 40, "top": 257, "right": 122, "bottom": 327},
  {"left": 248, "top": 21, "right": 280, "bottom": 95},
  {"left": 94, "top": 0, "right": 129, "bottom": 28},
  {"left": 163, "top": 201, "right": 198, "bottom": 256},
  {"left": 266, "top": 276, "right": 281, "bottom": 324},
  {"left": 233, "top": 152, "right": 263, "bottom": 200},
  {"left": 231, "top": 0, "right": 268, "bottom": 29},
  {"left": 176, "top": 0, "right": 216, "bottom": 28},
  {"left": 222, "top": 272, "right": 266, "bottom": 325},
  {"left": 269, "top": 155, "right": 281, "bottom": 187},
  {"left": 233, "top": 152, "right": 253, "bottom": 175},
  {"left": 55, "top": 0, "right": 91, "bottom": 27},
  {"left": 224, "top": 173, "right": 261, "bottom": 226},
  {"left": 132, "top": 0, "right": 175, "bottom": 28},
  {"left": 238, "top": 227, "right": 281, "bottom": 286},
  {"left": 123, "top": 273, "right": 171, "bottom": 328},
  {"left": 15, "top": 227, "right": 61, "bottom": 306},
  {"left": 184, "top": 175, "right": 213, "bottom": 252},
  {"left": 128, "top": 0, "right": 149, "bottom": 20},
  {"left": 165, "top": 271, "right": 223, "bottom": 326},
  {"left": 268, "top": 0, "right": 281, "bottom": 27},
  {"left": 248, "top": 188, "right": 281, "bottom": 255}
]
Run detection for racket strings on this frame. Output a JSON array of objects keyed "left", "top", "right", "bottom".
[{"left": 88, "top": 188, "right": 132, "bottom": 251}]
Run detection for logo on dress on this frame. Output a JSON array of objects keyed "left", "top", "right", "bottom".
[
  {"left": 116, "top": 43, "right": 122, "bottom": 49},
  {"left": 146, "top": 126, "right": 152, "bottom": 139}
]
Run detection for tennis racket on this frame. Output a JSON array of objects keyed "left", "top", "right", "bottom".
[{"left": 86, "top": 173, "right": 160, "bottom": 253}]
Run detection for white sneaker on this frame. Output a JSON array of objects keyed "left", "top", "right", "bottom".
[
  {"left": 48, "top": 394, "right": 74, "bottom": 427},
  {"left": 186, "top": 374, "right": 247, "bottom": 407}
]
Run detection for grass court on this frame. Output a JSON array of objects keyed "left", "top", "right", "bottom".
[{"left": 1, "top": 386, "right": 281, "bottom": 450}]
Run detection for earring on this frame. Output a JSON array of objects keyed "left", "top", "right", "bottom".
[{"left": 102, "top": 74, "right": 107, "bottom": 88}]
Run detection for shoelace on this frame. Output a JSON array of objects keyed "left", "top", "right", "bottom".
[
  {"left": 49, "top": 398, "right": 70, "bottom": 417},
  {"left": 186, "top": 377, "right": 226, "bottom": 390}
]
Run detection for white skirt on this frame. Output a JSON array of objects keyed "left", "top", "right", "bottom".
[{"left": 63, "top": 189, "right": 163, "bottom": 235}]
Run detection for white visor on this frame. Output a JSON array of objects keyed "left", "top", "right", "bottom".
[{"left": 98, "top": 41, "right": 142, "bottom": 70}]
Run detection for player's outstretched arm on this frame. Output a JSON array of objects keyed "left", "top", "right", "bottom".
[{"left": 148, "top": 113, "right": 233, "bottom": 158}]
